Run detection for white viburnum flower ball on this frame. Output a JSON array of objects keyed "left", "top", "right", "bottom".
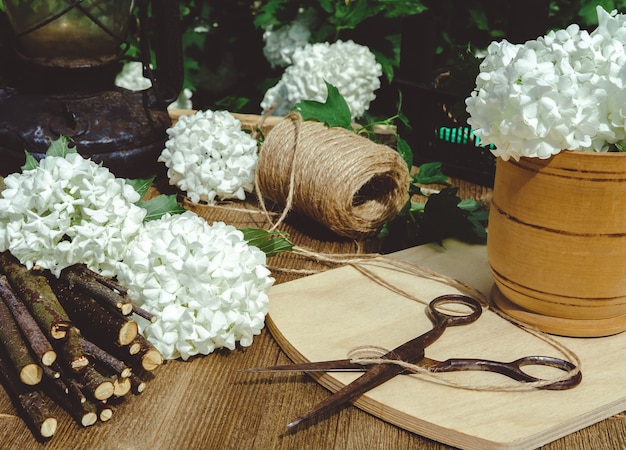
[
  {"left": 261, "top": 40, "right": 382, "bottom": 120},
  {"left": 115, "top": 61, "right": 193, "bottom": 110},
  {"left": 116, "top": 211, "right": 275, "bottom": 360},
  {"left": 159, "top": 110, "right": 259, "bottom": 204},
  {"left": 465, "top": 6, "right": 626, "bottom": 160},
  {"left": 0, "top": 153, "right": 146, "bottom": 277},
  {"left": 262, "top": 7, "right": 316, "bottom": 68}
]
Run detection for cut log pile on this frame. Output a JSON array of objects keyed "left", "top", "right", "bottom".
[{"left": 0, "top": 251, "right": 163, "bottom": 440}]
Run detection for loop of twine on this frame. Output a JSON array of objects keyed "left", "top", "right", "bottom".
[
  {"left": 268, "top": 250, "right": 581, "bottom": 392},
  {"left": 256, "top": 112, "right": 410, "bottom": 239},
  {"left": 341, "top": 257, "right": 582, "bottom": 392}
]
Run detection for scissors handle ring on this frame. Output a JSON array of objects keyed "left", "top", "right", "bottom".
[{"left": 428, "top": 294, "right": 482, "bottom": 326}]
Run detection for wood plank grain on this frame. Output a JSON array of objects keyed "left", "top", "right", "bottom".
[
  {"left": 2, "top": 149, "right": 625, "bottom": 449},
  {"left": 266, "top": 241, "right": 626, "bottom": 449}
]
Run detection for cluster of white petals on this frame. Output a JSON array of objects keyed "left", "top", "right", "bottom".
[
  {"left": 115, "top": 61, "right": 193, "bottom": 110},
  {"left": 116, "top": 211, "right": 274, "bottom": 360},
  {"left": 261, "top": 40, "right": 382, "bottom": 120},
  {"left": 466, "top": 6, "right": 626, "bottom": 160},
  {"left": 0, "top": 153, "right": 146, "bottom": 277},
  {"left": 262, "top": 7, "right": 316, "bottom": 68},
  {"left": 159, "top": 110, "right": 258, "bottom": 204}
]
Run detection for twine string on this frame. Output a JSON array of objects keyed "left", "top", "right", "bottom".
[
  {"left": 268, "top": 250, "right": 581, "bottom": 391},
  {"left": 340, "top": 258, "right": 582, "bottom": 392},
  {"left": 255, "top": 112, "right": 303, "bottom": 232},
  {"left": 255, "top": 112, "right": 410, "bottom": 239}
]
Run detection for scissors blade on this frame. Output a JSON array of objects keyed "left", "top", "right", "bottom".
[
  {"left": 286, "top": 359, "right": 410, "bottom": 429},
  {"left": 240, "top": 359, "right": 369, "bottom": 373}
]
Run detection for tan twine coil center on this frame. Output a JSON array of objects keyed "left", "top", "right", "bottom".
[{"left": 256, "top": 113, "right": 410, "bottom": 239}]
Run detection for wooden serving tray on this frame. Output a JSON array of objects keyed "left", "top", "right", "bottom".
[{"left": 266, "top": 240, "right": 626, "bottom": 450}]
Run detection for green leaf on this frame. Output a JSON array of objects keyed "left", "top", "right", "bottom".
[
  {"left": 396, "top": 136, "right": 413, "bottom": 171},
  {"left": 240, "top": 228, "right": 294, "bottom": 257},
  {"left": 294, "top": 82, "right": 353, "bottom": 129},
  {"left": 21, "top": 151, "right": 39, "bottom": 172},
  {"left": 126, "top": 177, "right": 156, "bottom": 200},
  {"left": 253, "top": 0, "right": 295, "bottom": 28},
  {"left": 45, "top": 136, "right": 76, "bottom": 158},
  {"left": 416, "top": 187, "right": 487, "bottom": 245},
  {"left": 22, "top": 135, "right": 77, "bottom": 171},
  {"left": 413, "top": 162, "right": 450, "bottom": 185},
  {"left": 136, "top": 195, "right": 186, "bottom": 222}
]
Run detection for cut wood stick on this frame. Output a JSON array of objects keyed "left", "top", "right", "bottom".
[
  {"left": 78, "top": 335, "right": 132, "bottom": 378},
  {"left": 131, "top": 303, "right": 156, "bottom": 323},
  {"left": 0, "top": 252, "right": 72, "bottom": 340},
  {"left": 66, "top": 377, "right": 87, "bottom": 405},
  {"left": 129, "top": 373, "right": 147, "bottom": 394},
  {"left": 126, "top": 334, "right": 163, "bottom": 372},
  {"left": 97, "top": 402, "right": 114, "bottom": 422},
  {"left": 43, "top": 375, "right": 97, "bottom": 428},
  {"left": 0, "top": 291, "right": 43, "bottom": 386},
  {"left": 0, "top": 346, "right": 57, "bottom": 438},
  {"left": 71, "top": 264, "right": 128, "bottom": 296},
  {"left": 53, "top": 281, "right": 138, "bottom": 346},
  {"left": 41, "top": 364, "right": 66, "bottom": 395},
  {"left": 113, "top": 376, "right": 131, "bottom": 397},
  {"left": 0, "top": 275, "right": 57, "bottom": 366},
  {"left": 56, "top": 326, "right": 89, "bottom": 373},
  {"left": 76, "top": 365, "right": 115, "bottom": 401},
  {"left": 61, "top": 266, "right": 132, "bottom": 316},
  {"left": 62, "top": 265, "right": 156, "bottom": 323}
]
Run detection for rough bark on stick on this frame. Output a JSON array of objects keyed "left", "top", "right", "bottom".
[
  {"left": 66, "top": 376, "right": 87, "bottom": 406},
  {"left": 76, "top": 365, "right": 115, "bottom": 401},
  {"left": 61, "top": 266, "right": 132, "bottom": 316},
  {"left": 78, "top": 335, "right": 132, "bottom": 379},
  {"left": 53, "top": 281, "right": 138, "bottom": 347},
  {"left": 42, "top": 375, "right": 97, "bottom": 428},
  {"left": 132, "top": 303, "right": 156, "bottom": 323},
  {"left": 0, "top": 252, "right": 72, "bottom": 340},
  {"left": 61, "top": 264, "right": 155, "bottom": 323},
  {"left": 0, "top": 346, "right": 57, "bottom": 439},
  {"left": 97, "top": 402, "right": 114, "bottom": 422},
  {"left": 128, "top": 333, "right": 163, "bottom": 372},
  {"left": 70, "top": 264, "right": 128, "bottom": 296},
  {"left": 0, "top": 275, "right": 57, "bottom": 366},
  {"left": 55, "top": 326, "right": 89, "bottom": 373},
  {"left": 0, "top": 291, "right": 43, "bottom": 386},
  {"left": 41, "top": 364, "right": 66, "bottom": 394},
  {"left": 129, "top": 372, "right": 147, "bottom": 394}
]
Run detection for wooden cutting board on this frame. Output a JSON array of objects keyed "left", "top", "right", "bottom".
[{"left": 266, "top": 240, "right": 626, "bottom": 450}]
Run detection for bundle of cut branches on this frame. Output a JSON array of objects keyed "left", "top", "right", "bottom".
[{"left": 0, "top": 251, "right": 163, "bottom": 440}]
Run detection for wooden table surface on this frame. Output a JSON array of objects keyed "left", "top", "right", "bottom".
[
  {"left": 1, "top": 143, "right": 625, "bottom": 448},
  {"left": 2, "top": 177, "right": 625, "bottom": 450}
]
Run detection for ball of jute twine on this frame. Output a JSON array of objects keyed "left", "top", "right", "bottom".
[{"left": 256, "top": 113, "right": 410, "bottom": 239}]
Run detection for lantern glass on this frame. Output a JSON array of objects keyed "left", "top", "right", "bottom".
[{"left": 3, "top": 0, "right": 134, "bottom": 68}]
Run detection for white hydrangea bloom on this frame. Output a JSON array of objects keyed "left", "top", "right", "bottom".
[
  {"left": 115, "top": 61, "right": 193, "bottom": 110},
  {"left": 465, "top": 6, "right": 626, "bottom": 160},
  {"left": 262, "top": 7, "right": 316, "bottom": 68},
  {"left": 116, "top": 211, "right": 275, "bottom": 360},
  {"left": 159, "top": 110, "right": 258, "bottom": 204},
  {"left": 261, "top": 40, "right": 382, "bottom": 120},
  {"left": 0, "top": 153, "right": 146, "bottom": 277}
]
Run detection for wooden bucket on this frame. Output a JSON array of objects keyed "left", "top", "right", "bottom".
[{"left": 488, "top": 150, "right": 626, "bottom": 337}]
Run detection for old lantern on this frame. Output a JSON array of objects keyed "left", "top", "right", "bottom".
[{"left": 0, "top": 0, "right": 183, "bottom": 178}]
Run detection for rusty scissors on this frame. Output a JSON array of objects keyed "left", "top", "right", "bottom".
[{"left": 243, "top": 294, "right": 582, "bottom": 429}]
